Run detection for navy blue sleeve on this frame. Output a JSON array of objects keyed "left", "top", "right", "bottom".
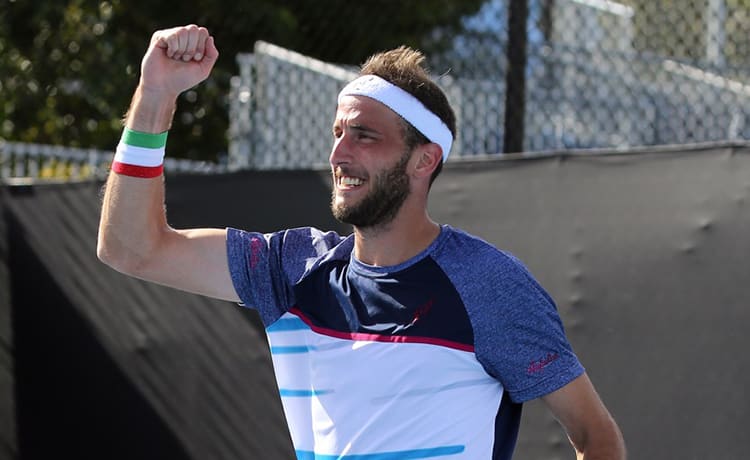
[
  {"left": 226, "top": 227, "right": 344, "bottom": 327},
  {"left": 436, "top": 230, "right": 584, "bottom": 403}
]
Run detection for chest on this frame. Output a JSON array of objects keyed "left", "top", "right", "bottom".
[{"left": 293, "top": 258, "right": 475, "bottom": 348}]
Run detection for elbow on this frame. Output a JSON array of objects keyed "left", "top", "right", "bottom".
[
  {"left": 96, "top": 239, "right": 119, "bottom": 270},
  {"left": 577, "top": 416, "right": 627, "bottom": 460},
  {"left": 96, "top": 231, "right": 151, "bottom": 277},
  {"left": 97, "top": 241, "right": 133, "bottom": 275}
]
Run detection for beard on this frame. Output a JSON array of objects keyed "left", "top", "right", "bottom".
[{"left": 330, "top": 150, "right": 411, "bottom": 229}]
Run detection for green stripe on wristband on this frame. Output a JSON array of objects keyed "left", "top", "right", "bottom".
[{"left": 121, "top": 127, "right": 168, "bottom": 148}]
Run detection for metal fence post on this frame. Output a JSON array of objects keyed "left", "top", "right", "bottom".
[{"left": 503, "top": 0, "right": 529, "bottom": 154}]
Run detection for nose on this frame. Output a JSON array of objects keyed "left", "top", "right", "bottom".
[{"left": 329, "top": 133, "right": 350, "bottom": 167}]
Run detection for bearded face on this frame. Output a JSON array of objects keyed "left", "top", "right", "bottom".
[{"left": 331, "top": 149, "right": 411, "bottom": 229}]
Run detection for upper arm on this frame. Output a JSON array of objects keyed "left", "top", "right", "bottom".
[
  {"left": 122, "top": 226, "right": 239, "bottom": 303},
  {"left": 97, "top": 162, "right": 239, "bottom": 302},
  {"left": 541, "top": 372, "right": 626, "bottom": 458}
]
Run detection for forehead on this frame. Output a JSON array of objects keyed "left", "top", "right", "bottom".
[{"left": 334, "top": 95, "right": 402, "bottom": 128}]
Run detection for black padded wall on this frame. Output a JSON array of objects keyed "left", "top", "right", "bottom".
[{"left": 2, "top": 144, "right": 748, "bottom": 459}]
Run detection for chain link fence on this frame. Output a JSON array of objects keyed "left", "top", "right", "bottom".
[
  {"left": 0, "top": 141, "right": 225, "bottom": 183},
  {"left": 230, "top": 0, "right": 750, "bottom": 169}
]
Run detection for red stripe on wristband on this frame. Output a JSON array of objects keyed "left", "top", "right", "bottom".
[{"left": 111, "top": 161, "right": 164, "bottom": 178}]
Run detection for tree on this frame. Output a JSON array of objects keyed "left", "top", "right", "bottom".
[
  {"left": 624, "top": 0, "right": 750, "bottom": 69},
  {"left": 0, "top": 0, "right": 485, "bottom": 162}
]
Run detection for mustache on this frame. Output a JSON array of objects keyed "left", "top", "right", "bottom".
[{"left": 333, "top": 165, "right": 368, "bottom": 180}]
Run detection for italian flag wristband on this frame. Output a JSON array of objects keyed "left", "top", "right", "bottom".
[{"left": 111, "top": 128, "right": 167, "bottom": 178}]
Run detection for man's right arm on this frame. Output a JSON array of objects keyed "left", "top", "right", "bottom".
[{"left": 97, "top": 25, "right": 240, "bottom": 303}]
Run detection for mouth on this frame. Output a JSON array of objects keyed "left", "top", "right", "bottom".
[
  {"left": 334, "top": 168, "right": 366, "bottom": 191},
  {"left": 337, "top": 176, "right": 364, "bottom": 189}
]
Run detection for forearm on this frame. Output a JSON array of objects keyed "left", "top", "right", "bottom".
[
  {"left": 97, "top": 87, "right": 177, "bottom": 274},
  {"left": 543, "top": 374, "right": 626, "bottom": 460},
  {"left": 573, "top": 417, "right": 626, "bottom": 460},
  {"left": 124, "top": 85, "right": 177, "bottom": 133}
]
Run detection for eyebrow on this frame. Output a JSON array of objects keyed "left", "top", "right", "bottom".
[
  {"left": 332, "top": 121, "right": 381, "bottom": 136},
  {"left": 350, "top": 123, "right": 379, "bottom": 135}
]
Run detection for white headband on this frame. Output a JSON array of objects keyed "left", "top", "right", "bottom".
[{"left": 338, "top": 75, "right": 453, "bottom": 161}]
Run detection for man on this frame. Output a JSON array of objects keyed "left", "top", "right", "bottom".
[{"left": 98, "top": 25, "right": 626, "bottom": 459}]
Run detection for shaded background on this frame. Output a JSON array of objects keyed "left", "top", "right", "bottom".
[
  {"left": 3, "top": 1, "right": 750, "bottom": 458},
  {"left": 2, "top": 143, "right": 749, "bottom": 459}
]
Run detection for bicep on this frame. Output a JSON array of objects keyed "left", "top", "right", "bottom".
[{"left": 137, "top": 227, "right": 240, "bottom": 302}]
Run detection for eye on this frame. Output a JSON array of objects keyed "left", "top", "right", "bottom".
[{"left": 332, "top": 127, "right": 342, "bottom": 138}]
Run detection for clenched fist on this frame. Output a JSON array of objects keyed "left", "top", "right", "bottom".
[{"left": 139, "top": 24, "right": 219, "bottom": 98}]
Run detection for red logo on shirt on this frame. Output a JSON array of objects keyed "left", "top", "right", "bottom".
[
  {"left": 527, "top": 352, "right": 559, "bottom": 375},
  {"left": 409, "top": 298, "right": 435, "bottom": 325},
  {"left": 249, "top": 237, "right": 263, "bottom": 268}
]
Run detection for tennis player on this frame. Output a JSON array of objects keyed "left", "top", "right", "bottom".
[{"left": 98, "top": 25, "right": 626, "bottom": 459}]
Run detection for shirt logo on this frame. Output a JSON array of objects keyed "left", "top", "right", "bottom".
[
  {"left": 409, "top": 298, "right": 435, "bottom": 326},
  {"left": 527, "top": 352, "right": 559, "bottom": 375},
  {"left": 249, "top": 237, "right": 264, "bottom": 268}
]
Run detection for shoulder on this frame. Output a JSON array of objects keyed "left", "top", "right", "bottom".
[
  {"left": 436, "top": 226, "right": 532, "bottom": 283},
  {"left": 437, "top": 229, "right": 582, "bottom": 400},
  {"left": 435, "top": 225, "right": 555, "bottom": 313},
  {"left": 225, "top": 226, "right": 353, "bottom": 324},
  {"left": 439, "top": 225, "right": 508, "bottom": 257},
  {"left": 227, "top": 226, "right": 352, "bottom": 278},
  {"left": 227, "top": 226, "right": 348, "bottom": 253}
]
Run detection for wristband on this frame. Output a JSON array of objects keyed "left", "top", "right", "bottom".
[{"left": 111, "top": 128, "right": 167, "bottom": 178}]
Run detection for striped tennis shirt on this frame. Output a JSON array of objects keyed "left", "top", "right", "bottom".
[{"left": 227, "top": 224, "right": 584, "bottom": 459}]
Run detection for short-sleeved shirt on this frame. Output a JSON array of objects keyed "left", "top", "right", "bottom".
[{"left": 227, "top": 224, "right": 584, "bottom": 460}]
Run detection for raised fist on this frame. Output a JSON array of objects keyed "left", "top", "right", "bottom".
[{"left": 139, "top": 24, "right": 219, "bottom": 97}]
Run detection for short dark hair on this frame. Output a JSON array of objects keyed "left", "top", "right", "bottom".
[{"left": 360, "top": 46, "right": 455, "bottom": 185}]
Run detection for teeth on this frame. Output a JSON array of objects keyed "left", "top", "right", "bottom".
[{"left": 340, "top": 176, "right": 363, "bottom": 186}]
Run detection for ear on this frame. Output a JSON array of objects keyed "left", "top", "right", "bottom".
[{"left": 411, "top": 142, "right": 443, "bottom": 180}]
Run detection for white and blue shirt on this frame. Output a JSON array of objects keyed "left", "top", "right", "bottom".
[{"left": 227, "top": 225, "right": 584, "bottom": 459}]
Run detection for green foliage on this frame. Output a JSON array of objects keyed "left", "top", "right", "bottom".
[
  {"left": 623, "top": 0, "right": 750, "bottom": 68},
  {"left": 0, "top": 0, "right": 485, "bottom": 162}
]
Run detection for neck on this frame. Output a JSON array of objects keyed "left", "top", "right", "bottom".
[{"left": 353, "top": 204, "right": 440, "bottom": 267}]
